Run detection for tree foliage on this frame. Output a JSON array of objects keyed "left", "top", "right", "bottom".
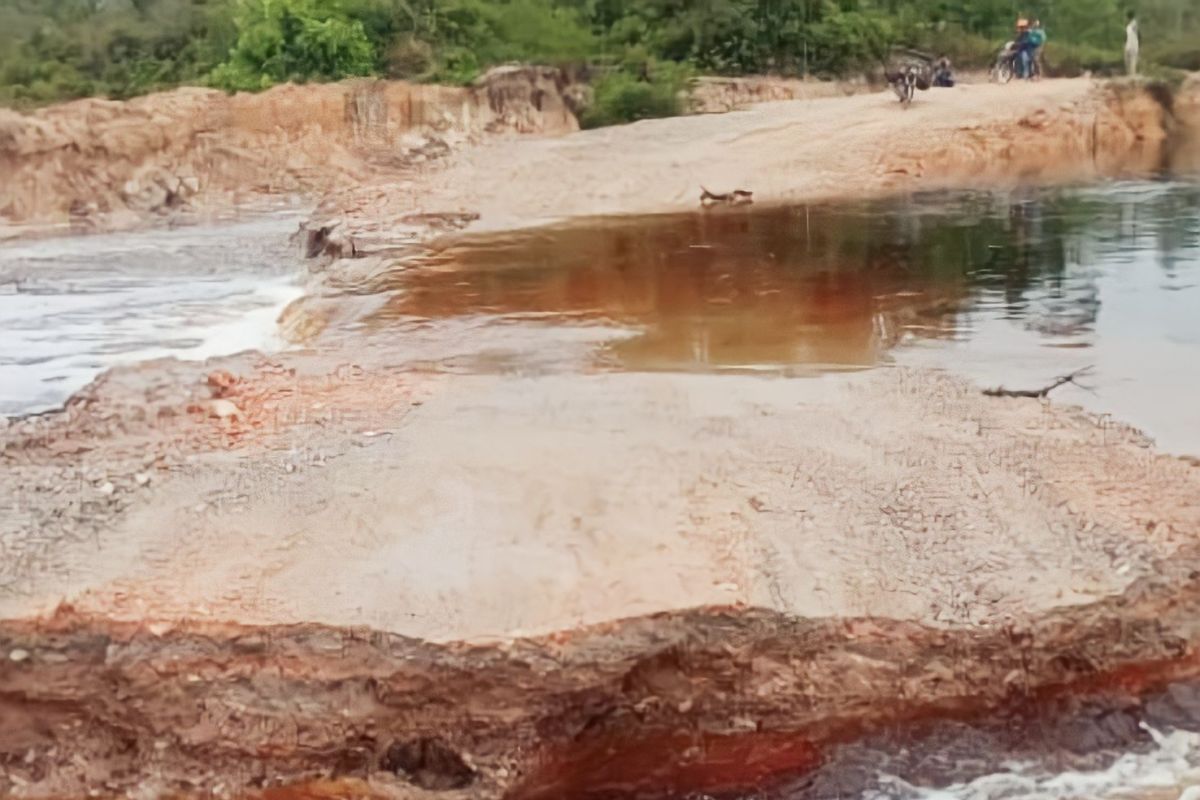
[
  {"left": 1, "top": 0, "right": 1197, "bottom": 111},
  {"left": 209, "top": 0, "right": 376, "bottom": 90}
]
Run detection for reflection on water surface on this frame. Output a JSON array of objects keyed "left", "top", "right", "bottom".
[{"left": 339, "top": 180, "right": 1200, "bottom": 452}]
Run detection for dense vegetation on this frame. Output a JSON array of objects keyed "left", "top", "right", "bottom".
[{"left": 1, "top": 0, "right": 1197, "bottom": 123}]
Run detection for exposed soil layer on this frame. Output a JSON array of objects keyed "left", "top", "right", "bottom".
[
  {"left": 309, "top": 79, "right": 1181, "bottom": 261},
  {"left": 0, "top": 66, "right": 578, "bottom": 239},
  {"left": 4, "top": 572, "right": 1200, "bottom": 800}
]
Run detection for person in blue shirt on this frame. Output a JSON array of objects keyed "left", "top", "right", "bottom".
[
  {"left": 933, "top": 57, "right": 955, "bottom": 87},
  {"left": 1014, "top": 19, "right": 1034, "bottom": 80},
  {"left": 1029, "top": 20, "right": 1047, "bottom": 79}
]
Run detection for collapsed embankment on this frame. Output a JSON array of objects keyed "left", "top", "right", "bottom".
[
  {"left": 4, "top": 562, "right": 1200, "bottom": 800},
  {"left": 305, "top": 77, "right": 1191, "bottom": 262},
  {"left": 4, "top": 352, "right": 1200, "bottom": 798},
  {"left": 0, "top": 66, "right": 578, "bottom": 238}
]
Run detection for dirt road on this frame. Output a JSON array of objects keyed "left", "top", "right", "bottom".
[
  {"left": 315, "top": 78, "right": 1171, "bottom": 255},
  {"left": 5, "top": 365, "right": 1197, "bottom": 643}
]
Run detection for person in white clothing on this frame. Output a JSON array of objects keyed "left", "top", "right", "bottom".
[{"left": 1124, "top": 11, "right": 1140, "bottom": 76}]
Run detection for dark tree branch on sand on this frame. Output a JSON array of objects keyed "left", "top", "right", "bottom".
[
  {"left": 983, "top": 367, "right": 1095, "bottom": 399},
  {"left": 700, "top": 186, "right": 754, "bottom": 206}
]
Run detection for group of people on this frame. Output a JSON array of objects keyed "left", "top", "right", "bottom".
[
  {"left": 898, "top": 11, "right": 1142, "bottom": 100},
  {"left": 1013, "top": 18, "right": 1047, "bottom": 80},
  {"left": 1011, "top": 11, "right": 1140, "bottom": 81}
]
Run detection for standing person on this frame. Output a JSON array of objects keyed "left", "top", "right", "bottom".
[
  {"left": 1014, "top": 18, "right": 1033, "bottom": 80},
  {"left": 1125, "top": 11, "right": 1140, "bottom": 77},
  {"left": 1029, "top": 20, "right": 1047, "bottom": 79}
]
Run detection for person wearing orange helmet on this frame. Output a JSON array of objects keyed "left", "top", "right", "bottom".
[{"left": 1014, "top": 17, "right": 1034, "bottom": 79}]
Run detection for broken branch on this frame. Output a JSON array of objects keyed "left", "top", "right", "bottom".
[{"left": 983, "top": 367, "right": 1094, "bottom": 399}]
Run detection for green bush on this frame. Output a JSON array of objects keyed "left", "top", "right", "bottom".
[
  {"left": 1, "top": 0, "right": 1199, "bottom": 108},
  {"left": 424, "top": 0, "right": 597, "bottom": 83},
  {"left": 1148, "top": 40, "right": 1200, "bottom": 72},
  {"left": 807, "top": 10, "right": 895, "bottom": 76},
  {"left": 899, "top": 26, "right": 996, "bottom": 69},
  {"left": 1044, "top": 41, "right": 1124, "bottom": 77},
  {"left": 210, "top": 0, "right": 376, "bottom": 91},
  {"left": 580, "top": 61, "right": 691, "bottom": 128}
]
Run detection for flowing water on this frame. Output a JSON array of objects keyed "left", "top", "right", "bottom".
[{"left": 0, "top": 214, "right": 305, "bottom": 416}]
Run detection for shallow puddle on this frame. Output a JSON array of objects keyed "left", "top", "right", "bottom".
[{"left": 336, "top": 179, "right": 1200, "bottom": 453}]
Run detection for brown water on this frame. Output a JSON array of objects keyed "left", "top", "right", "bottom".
[{"left": 333, "top": 179, "right": 1200, "bottom": 454}]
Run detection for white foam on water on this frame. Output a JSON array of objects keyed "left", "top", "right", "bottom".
[
  {"left": 876, "top": 726, "right": 1200, "bottom": 800},
  {"left": 0, "top": 215, "right": 306, "bottom": 415}
]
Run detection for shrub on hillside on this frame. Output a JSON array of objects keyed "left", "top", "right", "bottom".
[
  {"left": 1045, "top": 42, "right": 1124, "bottom": 77},
  {"left": 210, "top": 0, "right": 376, "bottom": 91},
  {"left": 580, "top": 61, "right": 691, "bottom": 129}
]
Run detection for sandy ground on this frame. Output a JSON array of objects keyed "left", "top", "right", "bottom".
[
  {"left": 4, "top": 363, "right": 1197, "bottom": 643},
  {"left": 0, "top": 76, "right": 1193, "bottom": 645},
  {"left": 316, "top": 78, "right": 1170, "bottom": 254}
]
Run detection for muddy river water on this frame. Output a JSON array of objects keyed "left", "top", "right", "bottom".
[{"left": 320, "top": 178, "right": 1200, "bottom": 456}]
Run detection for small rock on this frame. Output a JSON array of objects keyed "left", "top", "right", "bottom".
[
  {"left": 147, "top": 621, "right": 173, "bottom": 637},
  {"left": 8, "top": 648, "right": 30, "bottom": 662},
  {"left": 97, "top": 481, "right": 115, "bottom": 496},
  {"left": 206, "top": 370, "right": 239, "bottom": 397},
  {"left": 207, "top": 399, "right": 242, "bottom": 420},
  {"left": 135, "top": 472, "right": 151, "bottom": 487}
]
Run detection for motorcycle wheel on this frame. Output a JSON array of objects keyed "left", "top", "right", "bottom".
[{"left": 997, "top": 61, "right": 1013, "bottom": 84}]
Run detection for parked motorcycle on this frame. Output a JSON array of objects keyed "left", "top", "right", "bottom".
[
  {"left": 884, "top": 50, "right": 933, "bottom": 105},
  {"left": 992, "top": 41, "right": 1039, "bottom": 83}
]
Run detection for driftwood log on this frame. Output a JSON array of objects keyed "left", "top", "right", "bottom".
[{"left": 983, "top": 367, "right": 1094, "bottom": 399}]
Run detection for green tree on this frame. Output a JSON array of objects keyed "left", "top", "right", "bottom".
[{"left": 210, "top": 0, "right": 376, "bottom": 91}]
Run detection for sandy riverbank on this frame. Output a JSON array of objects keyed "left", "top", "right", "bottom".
[
  {"left": 2, "top": 75, "right": 1200, "bottom": 799},
  {"left": 306, "top": 77, "right": 1182, "bottom": 258}
]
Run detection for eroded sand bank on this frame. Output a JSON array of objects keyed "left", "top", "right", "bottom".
[
  {"left": 310, "top": 78, "right": 1178, "bottom": 255},
  {"left": 2, "top": 75, "right": 1199, "bottom": 798}
]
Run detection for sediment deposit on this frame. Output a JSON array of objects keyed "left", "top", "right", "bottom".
[{"left": 2, "top": 74, "right": 1199, "bottom": 799}]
